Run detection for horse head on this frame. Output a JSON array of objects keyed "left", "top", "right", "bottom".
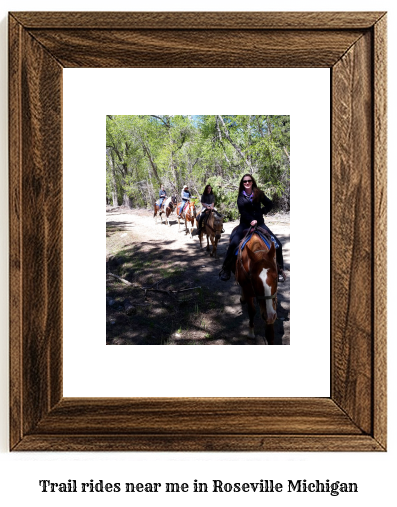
[
  {"left": 209, "top": 210, "right": 223, "bottom": 240},
  {"left": 245, "top": 235, "right": 278, "bottom": 324}
]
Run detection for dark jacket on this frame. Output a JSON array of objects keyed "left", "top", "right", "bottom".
[
  {"left": 201, "top": 193, "right": 215, "bottom": 208},
  {"left": 237, "top": 191, "right": 273, "bottom": 227},
  {"left": 159, "top": 189, "right": 167, "bottom": 198}
]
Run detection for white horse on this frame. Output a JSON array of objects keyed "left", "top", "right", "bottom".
[{"left": 154, "top": 196, "right": 177, "bottom": 226}]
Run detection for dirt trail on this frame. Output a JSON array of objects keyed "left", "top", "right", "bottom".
[{"left": 106, "top": 207, "right": 290, "bottom": 345}]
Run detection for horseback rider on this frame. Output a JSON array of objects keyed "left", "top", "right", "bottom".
[
  {"left": 158, "top": 185, "right": 167, "bottom": 209},
  {"left": 198, "top": 184, "right": 215, "bottom": 231},
  {"left": 178, "top": 184, "right": 192, "bottom": 217},
  {"left": 219, "top": 173, "right": 286, "bottom": 282}
]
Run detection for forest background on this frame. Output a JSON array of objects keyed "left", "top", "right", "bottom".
[{"left": 106, "top": 115, "right": 290, "bottom": 220}]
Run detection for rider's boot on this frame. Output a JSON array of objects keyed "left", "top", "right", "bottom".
[{"left": 219, "top": 256, "right": 233, "bottom": 281}]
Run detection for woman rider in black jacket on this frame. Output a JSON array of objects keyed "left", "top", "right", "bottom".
[
  {"left": 219, "top": 173, "right": 286, "bottom": 282},
  {"left": 198, "top": 184, "right": 215, "bottom": 231}
]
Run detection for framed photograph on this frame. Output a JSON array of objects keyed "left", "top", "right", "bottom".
[{"left": 9, "top": 11, "right": 387, "bottom": 451}]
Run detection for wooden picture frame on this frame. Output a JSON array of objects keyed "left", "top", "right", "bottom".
[{"left": 9, "top": 11, "right": 387, "bottom": 451}]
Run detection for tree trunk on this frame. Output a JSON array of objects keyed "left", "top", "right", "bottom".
[
  {"left": 283, "top": 146, "right": 290, "bottom": 163},
  {"left": 109, "top": 151, "right": 118, "bottom": 206},
  {"left": 217, "top": 115, "right": 251, "bottom": 171},
  {"left": 122, "top": 194, "right": 132, "bottom": 208},
  {"left": 215, "top": 116, "right": 232, "bottom": 166},
  {"left": 141, "top": 142, "right": 161, "bottom": 184}
]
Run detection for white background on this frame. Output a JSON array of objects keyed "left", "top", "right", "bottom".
[
  {"left": 0, "top": 1, "right": 395, "bottom": 506},
  {"left": 63, "top": 68, "right": 330, "bottom": 397}
]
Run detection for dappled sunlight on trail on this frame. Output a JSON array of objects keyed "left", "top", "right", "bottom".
[{"left": 106, "top": 208, "right": 290, "bottom": 345}]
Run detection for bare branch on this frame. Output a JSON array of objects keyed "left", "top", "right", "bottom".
[
  {"left": 215, "top": 116, "right": 231, "bottom": 165},
  {"left": 151, "top": 115, "right": 171, "bottom": 128},
  {"left": 217, "top": 115, "right": 251, "bottom": 169},
  {"left": 107, "top": 273, "right": 137, "bottom": 286}
]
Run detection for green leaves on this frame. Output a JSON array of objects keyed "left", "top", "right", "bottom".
[{"left": 106, "top": 115, "right": 290, "bottom": 215}]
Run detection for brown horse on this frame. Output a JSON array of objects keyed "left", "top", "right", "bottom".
[
  {"left": 154, "top": 195, "right": 177, "bottom": 226},
  {"left": 177, "top": 201, "right": 197, "bottom": 238},
  {"left": 234, "top": 227, "right": 278, "bottom": 344},
  {"left": 196, "top": 209, "right": 224, "bottom": 258}
]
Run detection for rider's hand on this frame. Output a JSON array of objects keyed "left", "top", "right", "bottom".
[{"left": 250, "top": 220, "right": 257, "bottom": 226}]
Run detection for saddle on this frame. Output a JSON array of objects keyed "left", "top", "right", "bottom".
[
  {"left": 163, "top": 197, "right": 171, "bottom": 208},
  {"left": 179, "top": 201, "right": 190, "bottom": 217},
  {"left": 235, "top": 226, "right": 279, "bottom": 256}
]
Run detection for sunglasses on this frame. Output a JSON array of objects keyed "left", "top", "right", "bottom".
[{"left": 243, "top": 179, "right": 252, "bottom": 183}]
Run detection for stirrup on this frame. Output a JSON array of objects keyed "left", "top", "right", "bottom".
[{"left": 278, "top": 269, "right": 287, "bottom": 282}]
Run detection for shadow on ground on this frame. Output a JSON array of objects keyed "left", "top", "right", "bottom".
[{"left": 106, "top": 212, "right": 290, "bottom": 345}]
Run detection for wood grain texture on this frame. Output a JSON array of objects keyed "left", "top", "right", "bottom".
[
  {"left": 332, "top": 32, "right": 373, "bottom": 434},
  {"left": 14, "top": 435, "right": 383, "bottom": 452},
  {"left": 9, "top": 15, "right": 23, "bottom": 450},
  {"left": 31, "top": 398, "right": 362, "bottom": 435},
  {"left": 9, "top": 17, "right": 64, "bottom": 446},
  {"left": 9, "top": 11, "right": 387, "bottom": 452},
  {"left": 12, "top": 11, "right": 385, "bottom": 29},
  {"left": 373, "top": 15, "right": 387, "bottom": 449},
  {"left": 27, "top": 29, "right": 363, "bottom": 68}
]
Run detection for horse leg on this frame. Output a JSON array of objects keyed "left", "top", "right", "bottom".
[
  {"left": 239, "top": 286, "right": 254, "bottom": 338},
  {"left": 212, "top": 237, "right": 219, "bottom": 258},
  {"left": 209, "top": 235, "right": 218, "bottom": 257},
  {"left": 206, "top": 234, "right": 210, "bottom": 252},
  {"left": 247, "top": 297, "right": 256, "bottom": 339},
  {"left": 258, "top": 300, "right": 275, "bottom": 345},
  {"left": 264, "top": 324, "right": 274, "bottom": 345}
]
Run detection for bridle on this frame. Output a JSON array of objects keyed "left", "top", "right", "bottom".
[{"left": 236, "top": 226, "right": 278, "bottom": 303}]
